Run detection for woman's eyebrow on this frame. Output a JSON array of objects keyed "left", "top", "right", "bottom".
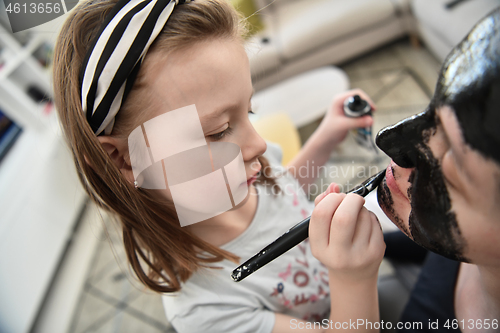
[{"left": 452, "top": 138, "right": 466, "bottom": 172}]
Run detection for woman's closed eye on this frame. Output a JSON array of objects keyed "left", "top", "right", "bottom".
[{"left": 442, "top": 149, "right": 464, "bottom": 192}]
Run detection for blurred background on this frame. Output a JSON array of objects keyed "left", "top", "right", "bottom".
[{"left": 0, "top": 0, "right": 498, "bottom": 332}]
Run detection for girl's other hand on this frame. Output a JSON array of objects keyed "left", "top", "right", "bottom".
[
  {"left": 309, "top": 184, "right": 385, "bottom": 283},
  {"left": 318, "top": 89, "right": 377, "bottom": 146}
]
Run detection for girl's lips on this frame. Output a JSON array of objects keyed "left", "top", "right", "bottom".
[
  {"left": 247, "top": 163, "right": 262, "bottom": 184},
  {"left": 240, "top": 162, "right": 261, "bottom": 186},
  {"left": 246, "top": 175, "right": 258, "bottom": 185},
  {"left": 239, "top": 173, "right": 257, "bottom": 187},
  {"left": 386, "top": 162, "right": 405, "bottom": 198}
]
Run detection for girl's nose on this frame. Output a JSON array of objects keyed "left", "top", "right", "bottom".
[
  {"left": 242, "top": 122, "right": 267, "bottom": 162},
  {"left": 376, "top": 110, "right": 435, "bottom": 168}
]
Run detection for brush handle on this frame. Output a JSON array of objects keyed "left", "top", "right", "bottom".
[{"left": 231, "top": 216, "right": 310, "bottom": 282}]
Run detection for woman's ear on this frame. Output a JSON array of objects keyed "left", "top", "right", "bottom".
[{"left": 96, "top": 136, "right": 135, "bottom": 184}]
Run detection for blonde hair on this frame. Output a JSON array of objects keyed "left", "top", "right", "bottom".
[{"left": 53, "top": 0, "right": 277, "bottom": 293}]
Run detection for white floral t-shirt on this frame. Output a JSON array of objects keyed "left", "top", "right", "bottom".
[{"left": 162, "top": 143, "right": 330, "bottom": 333}]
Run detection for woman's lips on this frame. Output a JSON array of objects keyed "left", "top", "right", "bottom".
[{"left": 385, "top": 162, "right": 405, "bottom": 198}]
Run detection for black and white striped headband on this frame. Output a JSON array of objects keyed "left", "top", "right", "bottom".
[{"left": 80, "top": 0, "right": 192, "bottom": 135}]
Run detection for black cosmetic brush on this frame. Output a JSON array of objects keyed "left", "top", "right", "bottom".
[{"left": 231, "top": 170, "right": 385, "bottom": 282}]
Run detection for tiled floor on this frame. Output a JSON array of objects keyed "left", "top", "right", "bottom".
[
  {"left": 68, "top": 216, "right": 175, "bottom": 333},
  {"left": 68, "top": 37, "right": 440, "bottom": 333}
]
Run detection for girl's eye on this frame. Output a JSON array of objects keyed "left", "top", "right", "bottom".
[
  {"left": 208, "top": 127, "right": 232, "bottom": 141},
  {"left": 207, "top": 111, "right": 253, "bottom": 141}
]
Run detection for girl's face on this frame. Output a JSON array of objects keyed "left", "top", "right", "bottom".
[
  {"left": 142, "top": 38, "right": 266, "bottom": 185},
  {"left": 376, "top": 105, "right": 500, "bottom": 264}
]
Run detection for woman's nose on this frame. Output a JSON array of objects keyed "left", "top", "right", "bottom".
[{"left": 376, "top": 110, "right": 435, "bottom": 168}]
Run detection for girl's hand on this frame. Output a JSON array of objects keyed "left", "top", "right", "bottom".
[
  {"left": 318, "top": 89, "right": 376, "bottom": 146},
  {"left": 309, "top": 183, "right": 385, "bottom": 283}
]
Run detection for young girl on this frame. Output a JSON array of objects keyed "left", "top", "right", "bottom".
[{"left": 53, "top": 0, "right": 385, "bottom": 331}]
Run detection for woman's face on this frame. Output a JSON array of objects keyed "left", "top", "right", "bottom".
[
  {"left": 141, "top": 38, "right": 266, "bottom": 187},
  {"left": 376, "top": 105, "right": 500, "bottom": 264}
]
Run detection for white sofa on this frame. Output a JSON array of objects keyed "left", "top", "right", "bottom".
[
  {"left": 247, "top": 0, "right": 415, "bottom": 91},
  {"left": 412, "top": 0, "right": 500, "bottom": 62},
  {"left": 247, "top": 0, "right": 500, "bottom": 91}
]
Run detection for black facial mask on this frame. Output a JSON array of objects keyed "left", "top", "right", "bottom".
[
  {"left": 375, "top": 8, "right": 500, "bottom": 262},
  {"left": 376, "top": 109, "right": 468, "bottom": 262}
]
